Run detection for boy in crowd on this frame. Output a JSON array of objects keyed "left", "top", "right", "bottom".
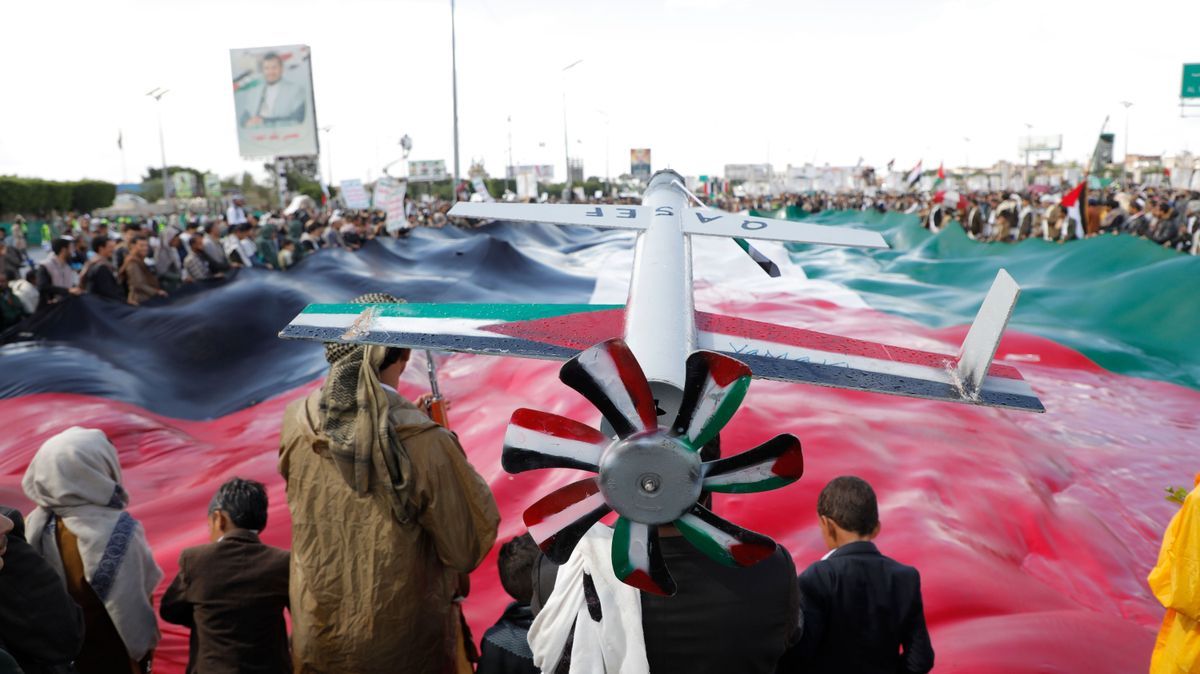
[
  {"left": 780, "top": 476, "right": 934, "bottom": 674},
  {"left": 478, "top": 534, "right": 541, "bottom": 674},
  {"left": 160, "top": 478, "right": 290, "bottom": 674}
]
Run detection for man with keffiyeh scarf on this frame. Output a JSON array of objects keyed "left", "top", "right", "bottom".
[{"left": 279, "top": 292, "right": 499, "bottom": 674}]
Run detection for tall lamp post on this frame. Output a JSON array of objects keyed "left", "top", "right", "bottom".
[
  {"left": 597, "top": 109, "right": 611, "bottom": 196},
  {"left": 146, "top": 87, "right": 171, "bottom": 208},
  {"left": 320, "top": 125, "right": 334, "bottom": 186},
  {"left": 450, "top": 0, "right": 461, "bottom": 185},
  {"left": 562, "top": 59, "right": 583, "bottom": 197},
  {"left": 1120, "top": 100, "right": 1133, "bottom": 187}
]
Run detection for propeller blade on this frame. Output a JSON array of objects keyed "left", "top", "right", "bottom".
[
  {"left": 702, "top": 434, "right": 804, "bottom": 493},
  {"left": 503, "top": 408, "right": 609, "bottom": 473},
  {"left": 734, "top": 237, "right": 782, "bottom": 277},
  {"left": 560, "top": 338, "right": 658, "bottom": 438},
  {"left": 612, "top": 517, "right": 676, "bottom": 596},
  {"left": 523, "top": 477, "right": 612, "bottom": 564},
  {"left": 670, "top": 351, "right": 752, "bottom": 449},
  {"left": 675, "top": 503, "right": 777, "bottom": 568}
]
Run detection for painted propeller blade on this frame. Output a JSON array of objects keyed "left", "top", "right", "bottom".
[
  {"left": 612, "top": 517, "right": 677, "bottom": 597},
  {"left": 523, "top": 477, "right": 612, "bottom": 564},
  {"left": 559, "top": 338, "right": 658, "bottom": 439},
  {"left": 503, "top": 408, "right": 609, "bottom": 474},
  {"left": 702, "top": 434, "right": 804, "bottom": 493},
  {"left": 670, "top": 351, "right": 753, "bottom": 449},
  {"left": 675, "top": 503, "right": 777, "bottom": 568},
  {"left": 734, "top": 237, "right": 782, "bottom": 278}
]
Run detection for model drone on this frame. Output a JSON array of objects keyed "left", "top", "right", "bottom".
[{"left": 280, "top": 169, "right": 1043, "bottom": 595}]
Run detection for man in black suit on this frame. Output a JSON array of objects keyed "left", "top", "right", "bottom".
[
  {"left": 160, "top": 478, "right": 290, "bottom": 674},
  {"left": 780, "top": 476, "right": 933, "bottom": 674}
]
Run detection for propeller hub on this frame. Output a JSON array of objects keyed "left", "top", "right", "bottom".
[{"left": 598, "top": 431, "right": 702, "bottom": 525}]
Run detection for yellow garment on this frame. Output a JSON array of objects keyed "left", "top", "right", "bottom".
[
  {"left": 1149, "top": 475, "right": 1200, "bottom": 674},
  {"left": 280, "top": 387, "right": 500, "bottom": 674}
]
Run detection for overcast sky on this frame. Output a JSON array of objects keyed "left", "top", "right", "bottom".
[{"left": 3, "top": 0, "right": 1199, "bottom": 185}]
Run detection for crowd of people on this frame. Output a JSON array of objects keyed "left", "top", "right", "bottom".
[
  {"left": 1, "top": 193, "right": 1197, "bottom": 672},
  {"left": 706, "top": 186, "right": 1200, "bottom": 251},
  {"left": 0, "top": 197, "right": 465, "bottom": 333},
  {"left": 4, "top": 182, "right": 1196, "bottom": 333}
]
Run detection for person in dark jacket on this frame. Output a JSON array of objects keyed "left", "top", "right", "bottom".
[
  {"left": 478, "top": 534, "right": 540, "bottom": 674},
  {"left": 531, "top": 437, "right": 800, "bottom": 674},
  {"left": 779, "top": 476, "right": 933, "bottom": 674},
  {"left": 160, "top": 478, "right": 290, "bottom": 674},
  {"left": 80, "top": 235, "right": 126, "bottom": 302},
  {"left": 0, "top": 506, "right": 86, "bottom": 674},
  {"left": 36, "top": 238, "right": 82, "bottom": 306}
]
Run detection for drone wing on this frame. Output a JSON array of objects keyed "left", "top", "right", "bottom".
[{"left": 279, "top": 302, "right": 624, "bottom": 360}]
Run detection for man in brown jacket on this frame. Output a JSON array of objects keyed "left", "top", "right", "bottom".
[
  {"left": 160, "top": 478, "right": 290, "bottom": 674},
  {"left": 117, "top": 237, "right": 167, "bottom": 306},
  {"left": 279, "top": 292, "right": 500, "bottom": 674}
]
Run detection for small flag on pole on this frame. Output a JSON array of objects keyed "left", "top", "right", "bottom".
[
  {"left": 117, "top": 130, "right": 123, "bottom": 150},
  {"left": 905, "top": 160, "right": 922, "bottom": 188}
]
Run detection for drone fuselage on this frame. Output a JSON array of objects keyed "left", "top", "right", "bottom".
[{"left": 624, "top": 169, "right": 697, "bottom": 416}]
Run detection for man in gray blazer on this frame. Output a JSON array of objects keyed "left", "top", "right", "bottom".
[{"left": 240, "top": 52, "right": 307, "bottom": 128}]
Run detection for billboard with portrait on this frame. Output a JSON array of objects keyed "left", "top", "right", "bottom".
[
  {"left": 631, "top": 148, "right": 651, "bottom": 180},
  {"left": 230, "top": 44, "right": 319, "bottom": 158}
]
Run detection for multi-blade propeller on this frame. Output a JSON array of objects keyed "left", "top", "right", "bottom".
[{"left": 503, "top": 338, "right": 805, "bottom": 596}]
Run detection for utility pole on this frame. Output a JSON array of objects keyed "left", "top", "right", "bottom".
[
  {"left": 1120, "top": 101, "right": 1133, "bottom": 187},
  {"left": 450, "top": 0, "right": 461, "bottom": 186},
  {"left": 562, "top": 59, "right": 583, "bottom": 197},
  {"left": 146, "top": 88, "right": 171, "bottom": 208}
]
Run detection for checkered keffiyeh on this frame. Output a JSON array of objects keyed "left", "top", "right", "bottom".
[{"left": 318, "top": 292, "right": 406, "bottom": 500}]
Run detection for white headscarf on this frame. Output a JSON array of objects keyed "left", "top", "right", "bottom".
[
  {"left": 22, "top": 427, "right": 163, "bottom": 662},
  {"left": 528, "top": 523, "right": 649, "bottom": 673},
  {"left": 154, "top": 225, "right": 182, "bottom": 279}
]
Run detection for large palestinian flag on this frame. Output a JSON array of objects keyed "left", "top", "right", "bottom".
[{"left": 1, "top": 214, "right": 1196, "bottom": 673}]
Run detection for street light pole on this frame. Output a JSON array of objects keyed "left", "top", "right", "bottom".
[
  {"left": 146, "top": 88, "right": 171, "bottom": 208},
  {"left": 1120, "top": 101, "right": 1133, "bottom": 187},
  {"left": 450, "top": 0, "right": 461, "bottom": 187},
  {"left": 507, "top": 115, "right": 515, "bottom": 195},
  {"left": 321, "top": 125, "right": 334, "bottom": 186},
  {"left": 562, "top": 59, "right": 583, "bottom": 198},
  {"left": 597, "top": 109, "right": 610, "bottom": 196}
]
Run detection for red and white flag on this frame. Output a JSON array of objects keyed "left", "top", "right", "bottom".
[{"left": 1061, "top": 180, "right": 1087, "bottom": 239}]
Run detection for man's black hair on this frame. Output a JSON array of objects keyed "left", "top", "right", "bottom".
[
  {"left": 208, "top": 477, "right": 269, "bottom": 531},
  {"left": 91, "top": 235, "right": 111, "bottom": 254},
  {"left": 817, "top": 475, "right": 879, "bottom": 536},
  {"left": 261, "top": 51, "right": 282, "bottom": 65},
  {"left": 51, "top": 238, "right": 71, "bottom": 256},
  {"left": 497, "top": 534, "right": 540, "bottom": 603},
  {"left": 379, "top": 347, "right": 412, "bottom": 371}
]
